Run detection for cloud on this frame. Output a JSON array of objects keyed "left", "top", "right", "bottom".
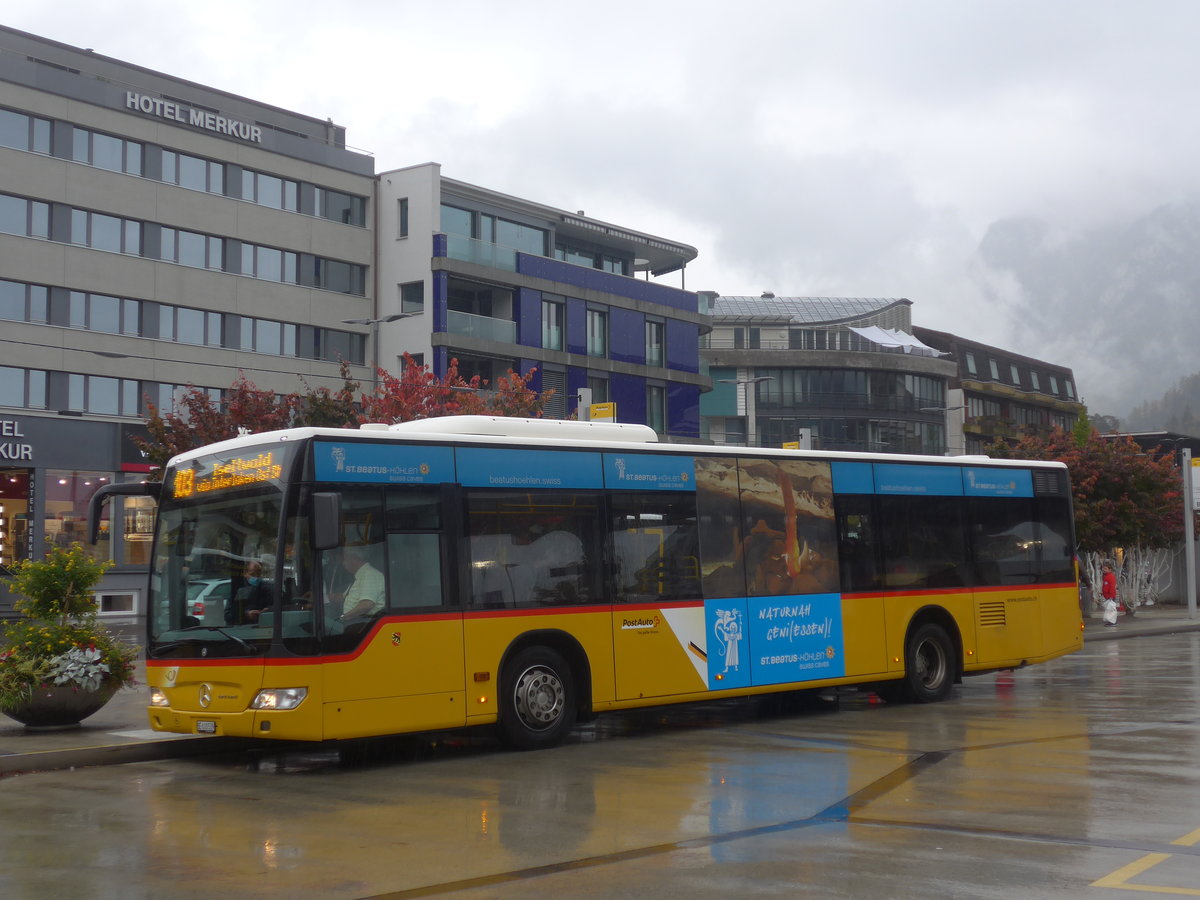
[{"left": 10, "top": 0, "right": 1200, "bottom": 413}]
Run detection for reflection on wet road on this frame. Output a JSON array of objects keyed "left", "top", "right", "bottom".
[{"left": 3, "top": 634, "right": 1200, "bottom": 898}]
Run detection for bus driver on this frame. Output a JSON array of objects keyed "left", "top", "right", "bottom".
[{"left": 333, "top": 545, "right": 385, "bottom": 623}]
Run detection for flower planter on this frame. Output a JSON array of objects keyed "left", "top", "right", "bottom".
[{"left": 1, "top": 682, "right": 121, "bottom": 729}]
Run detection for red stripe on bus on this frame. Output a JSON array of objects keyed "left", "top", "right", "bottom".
[{"left": 842, "top": 581, "right": 1077, "bottom": 600}]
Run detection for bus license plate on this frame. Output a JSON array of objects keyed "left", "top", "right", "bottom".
[{"left": 196, "top": 720, "right": 217, "bottom": 734}]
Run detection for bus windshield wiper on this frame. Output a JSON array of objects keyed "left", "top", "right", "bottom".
[{"left": 178, "top": 625, "right": 257, "bottom": 655}]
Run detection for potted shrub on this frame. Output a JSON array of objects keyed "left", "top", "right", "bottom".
[{"left": 0, "top": 542, "right": 137, "bottom": 728}]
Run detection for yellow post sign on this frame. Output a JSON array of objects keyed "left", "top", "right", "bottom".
[{"left": 590, "top": 402, "right": 616, "bottom": 422}]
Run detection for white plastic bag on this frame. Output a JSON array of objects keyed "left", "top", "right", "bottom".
[{"left": 1102, "top": 598, "right": 1119, "bottom": 625}]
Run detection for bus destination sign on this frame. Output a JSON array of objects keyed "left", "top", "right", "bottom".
[{"left": 173, "top": 452, "right": 283, "bottom": 499}]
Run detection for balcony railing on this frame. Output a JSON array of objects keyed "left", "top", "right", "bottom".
[
  {"left": 756, "top": 393, "right": 948, "bottom": 414},
  {"left": 444, "top": 234, "right": 518, "bottom": 272},
  {"left": 702, "top": 337, "right": 901, "bottom": 353},
  {"left": 447, "top": 309, "right": 517, "bottom": 344}
]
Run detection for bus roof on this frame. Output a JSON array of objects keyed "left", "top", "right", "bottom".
[{"left": 164, "top": 416, "right": 1069, "bottom": 472}]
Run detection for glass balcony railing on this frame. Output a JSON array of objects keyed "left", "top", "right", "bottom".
[
  {"left": 444, "top": 233, "right": 518, "bottom": 272},
  {"left": 447, "top": 309, "right": 516, "bottom": 344}
]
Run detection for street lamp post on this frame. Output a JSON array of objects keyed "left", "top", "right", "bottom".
[
  {"left": 341, "top": 312, "right": 416, "bottom": 390},
  {"left": 1182, "top": 448, "right": 1197, "bottom": 619},
  {"left": 718, "top": 376, "right": 773, "bottom": 447}
]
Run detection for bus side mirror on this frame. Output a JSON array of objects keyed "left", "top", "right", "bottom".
[{"left": 312, "top": 492, "right": 342, "bottom": 551}]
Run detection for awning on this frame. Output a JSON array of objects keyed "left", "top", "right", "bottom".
[{"left": 849, "top": 326, "right": 948, "bottom": 357}]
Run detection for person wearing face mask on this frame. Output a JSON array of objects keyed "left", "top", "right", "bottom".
[{"left": 227, "top": 559, "right": 273, "bottom": 624}]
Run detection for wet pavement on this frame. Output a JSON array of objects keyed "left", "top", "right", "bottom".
[{"left": 2, "top": 603, "right": 1198, "bottom": 777}]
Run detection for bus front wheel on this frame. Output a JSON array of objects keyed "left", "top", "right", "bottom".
[{"left": 500, "top": 646, "right": 577, "bottom": 750}]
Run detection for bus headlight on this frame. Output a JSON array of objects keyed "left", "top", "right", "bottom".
[
  {"left": 251, "top": 688, "right": 308, "bottom": 710},
  {"left": 149, "top": 687, "right": 169, "bottom": 708}
]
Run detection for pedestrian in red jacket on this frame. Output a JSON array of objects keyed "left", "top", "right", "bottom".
[{"left": 1101, "top": 562, "right": 1118, "bottom": 627}]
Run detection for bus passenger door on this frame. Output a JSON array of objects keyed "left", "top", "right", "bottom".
[{"left": 321, "top": 487, "right": 466, "bottom": 740}]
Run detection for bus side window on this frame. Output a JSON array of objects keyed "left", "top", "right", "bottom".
[
  {"left": 385, "top": 489, "right": 445, "bottom": 609},
  {"left": 835, "top": 496, "right": 880, "bottom": 592},
  {"left": 466, "top": 491, "right": 601, "bottom": 608},
  {"left": 968, "top": 497, "right": 1038, "bottom": 586},
  {"left": 878, "top": 496, "right": 970, "bottom": 589},
  {"left": 610, "top": 492, "right": 701, "bottom": 604}
]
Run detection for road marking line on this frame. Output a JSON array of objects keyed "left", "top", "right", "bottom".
[
  {"left": 1092, "top": 853, "right": 1173, "bottom": 890},
  {"left": 1092, "top": 827, "right": 1200, "bottom": 894},
  {"left": 1172, "top": 827, "right": 1200, "bottom": 848}
]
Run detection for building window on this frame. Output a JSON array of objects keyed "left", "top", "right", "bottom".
[
  {"left": 441, "top": 204, "right": 473, "bottom": 237},
  {"left": 316, "top": 188, "right": 365, "bottom": 225},
  {"left": 1049, "top": 376, "right": 1060, "bottom": 395},
  {"left": 72, "top": 126, "right": 142, "bottom": 175},
  {"left": 989, "top": 359, "right": 1000, "bottom": 380},
  {"left": 0, "top": 365, "right": 47, "bottom": 409},
  {"left": 1065, "top": 381, "right": 1075, "bottom": 400},
  {"left": 734, "top": 327, "right": 762, "bottom": 349},
  {"left": 71, "top": 208, "right": 141, "bottom": 255},
  {"left": 1030, "top": 371, "right": 1041, "bottom": 390},
  {"left": 965, "top": 352, "right": 977, "bottom": 376},
  {"left": 46, "top": 471, "right": 112, "bottom": 562},
  {"left": 587, "top": 309, "right": 608, "bottom": 358},
  {"left": 542, "top": 297, "right": 564, "bottom": 351},
  {"left": 645, "top": 319, "right": 664, "bottom": 367},
  {"left": 1010, "top": 364, "right": 1021, "bottom": 385},
  {"left": 401, "top": 281, "right": 424, "bottom": 313},
  {"left": 97, "top": 593, "right": 136, "bottom": 614},
  {"left": 646, "top": 384, "right": 666, "bottom": 435},
  {"left": 397, "top": 198, "right": 409, "bottom": 238},
  {"left": 439, "top": 204, "right": 547, "bottom": 255},
  {"left": 0, "top": 107, "right": 52, "bottom": 155},
  {"left": 66, "top": 373, "right": 141, "bottom": 416}
]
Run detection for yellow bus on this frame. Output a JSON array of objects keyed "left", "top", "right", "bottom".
[{"left": 92, "top": 416, "right": 1083, "bottom": 750}]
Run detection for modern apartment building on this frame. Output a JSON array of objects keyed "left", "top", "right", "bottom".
[
  {"left": 700, "top": 294, "right": 957, "bottom": 454},
  {"left": 913, "top": 327, "right": 1083, "bottom": 454},
  {"left": 0, "top": 26, "right": 375, "bottom": 617},
  {"left": 376, "top": 163, "right": 708, "bottom": 439}
]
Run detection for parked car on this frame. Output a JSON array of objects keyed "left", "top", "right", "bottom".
[{"left": 186, "top": 578, "right": 232, "bottom": 621}]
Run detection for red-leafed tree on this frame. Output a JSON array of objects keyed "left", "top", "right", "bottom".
[
  {"left": 358, "top": 355, "right": 552, "bottom": 423},
  {"left": 990, "top": 424, "right": 1184, "bottom": 610},
  {"left": 135, "top": 374, "right": 299, "bottom": 476},
  {"left": 136, "top": 357, "right": 552, "bottom": 477}
]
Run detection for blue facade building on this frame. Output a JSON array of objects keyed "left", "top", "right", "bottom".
[{"left": 377, "top": 164, "right": 709, "bottom": 439}]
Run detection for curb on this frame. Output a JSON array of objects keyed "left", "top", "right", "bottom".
[
  {"left": 0, "top": 735, "right": 254, "bottom": 777},
  {"left": 1084, "top": 621, "right": 1200, "bottom": 642}
]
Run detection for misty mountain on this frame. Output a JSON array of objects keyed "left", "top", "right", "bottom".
[
  {"left": 978, "top": 202, "right": 1200, "bottom": 419},
  {"left": 1124, "top": 372, "right": 1200, "bottom": 434}
]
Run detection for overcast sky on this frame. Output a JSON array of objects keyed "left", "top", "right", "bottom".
[{"left": 9, "top": 0, "right": 1200, "bottom": 413}]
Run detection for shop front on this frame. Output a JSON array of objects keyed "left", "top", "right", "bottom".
[{"left": 0, "top": 414, "right": 154, "bottom": 627}]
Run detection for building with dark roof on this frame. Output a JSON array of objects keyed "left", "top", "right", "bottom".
[
  {"left": 700, "top": 294, "right": 957, "bottom": 453},
  {"left": 913, "top": 327, "right": 1083, "bottom": 454}
]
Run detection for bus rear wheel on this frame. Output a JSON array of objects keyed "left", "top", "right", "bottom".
[
  {"left": 500, "top": 646, "right": 576, "bottom": 750},
  {"left": 877, "top": 622, "right": 956, "bottom": 704},
  {"left": 903, "top": 622, "right": 956, "bottom": 703}
]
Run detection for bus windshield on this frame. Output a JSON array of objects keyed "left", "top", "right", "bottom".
[{"left": 148, "top": 443, "right": 295, "bottom": 658}]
